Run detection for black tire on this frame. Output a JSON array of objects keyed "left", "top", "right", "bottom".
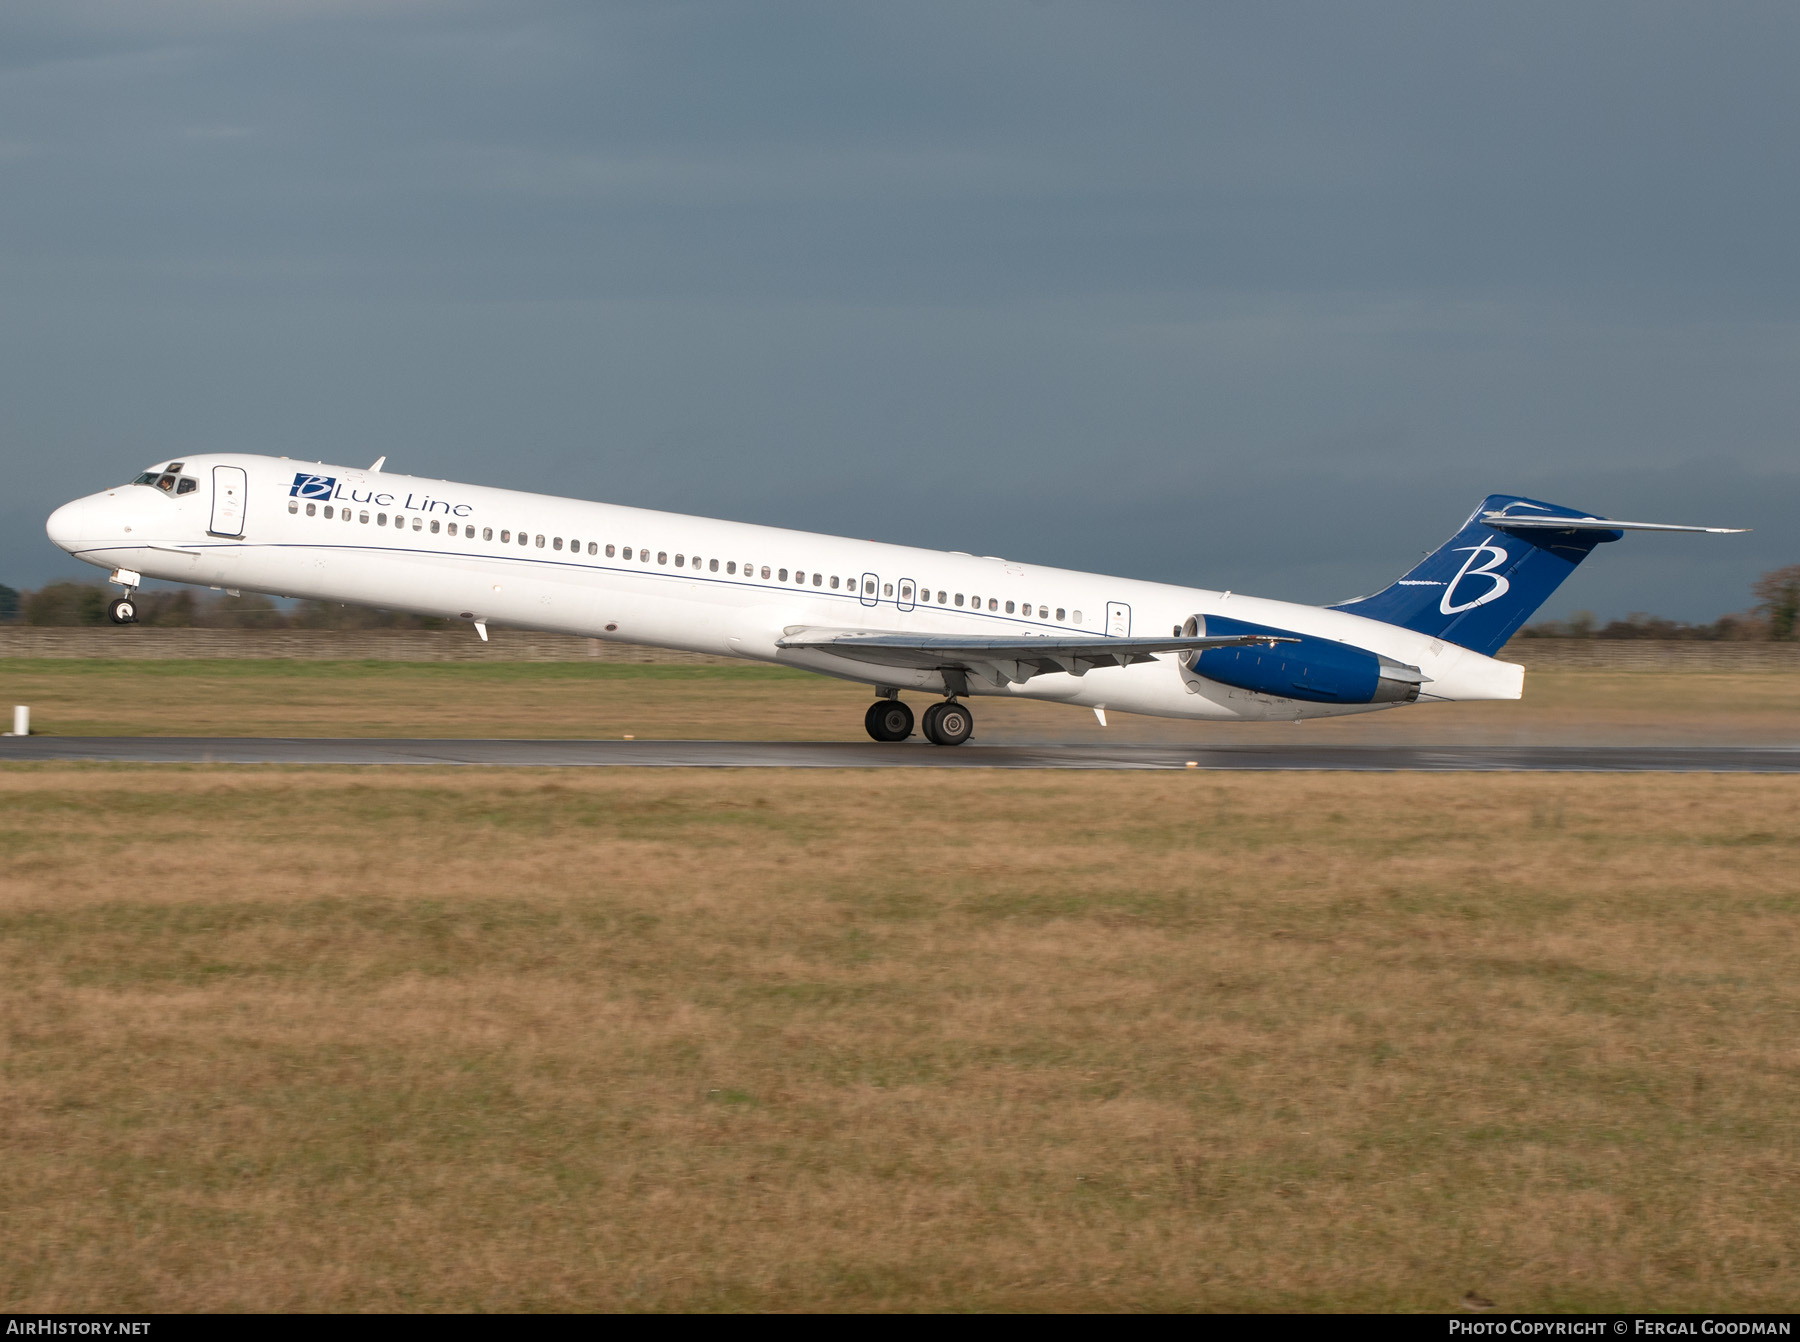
[
  {"left": 864, "top": 699, "right": 914, "bottom": 742},
  {"left": 108, "top": 598, "right": 137, "bottom": 625},
  {"left": 922, "top": 699, "right": 973, "bottom": 746}
]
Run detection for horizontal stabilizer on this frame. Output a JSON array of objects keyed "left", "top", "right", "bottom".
[
  {"left": 776, "top": 629, "right": 1295, "bottom": 688},
  {"left": 1480, "top": 512, "right": 1747, "bottom": 534}
]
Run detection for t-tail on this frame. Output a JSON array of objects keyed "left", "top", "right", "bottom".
[{"left": 1330, "top": 493, "right": 1747, "bottom": 657}]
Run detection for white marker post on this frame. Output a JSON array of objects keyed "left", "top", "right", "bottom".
[{"left": 7, "top": 706, "right": 27, "bottom": 737}]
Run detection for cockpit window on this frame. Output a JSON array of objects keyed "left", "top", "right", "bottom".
[{"left": 131, "top": 462, "right": 197, "bottom": 496}]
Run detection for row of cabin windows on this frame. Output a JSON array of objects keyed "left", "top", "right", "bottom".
[{"left": 287, "top": 499, "right": 1080, "bottom": 623}]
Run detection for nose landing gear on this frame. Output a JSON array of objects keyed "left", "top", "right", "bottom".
[{"left": 105, "top": 567, "right": 141, "bottom": 625}]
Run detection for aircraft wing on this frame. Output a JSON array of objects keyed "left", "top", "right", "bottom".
[{"left": 774, "top": 628, "right": 1296, "bottom": 688}]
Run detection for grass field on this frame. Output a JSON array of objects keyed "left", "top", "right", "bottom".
[
  {"left": 3, "top": 658, "right": 1799, "bottom": 743},
  {"left": 3, "top": 765, "right": 1798, "bottom": 1311}
]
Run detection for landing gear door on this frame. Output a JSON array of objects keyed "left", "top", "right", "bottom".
[
  {"left": 860, "top": 572, "right": 879, "bottom": 609},
  {"left": 209, "top": 465, "right": 247, "bottom": 538},
  {"left": 1106, "top": 601, "right": 1131, "bottom": 637}
]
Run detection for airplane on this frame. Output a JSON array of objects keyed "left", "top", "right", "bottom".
[{"left": 44, "top": 454, "right": 1744, "bottom": 745}]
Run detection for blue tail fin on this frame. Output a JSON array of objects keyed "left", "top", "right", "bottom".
[{"left": 1330, "top": 494, "right": 1621, "bottom": 655}]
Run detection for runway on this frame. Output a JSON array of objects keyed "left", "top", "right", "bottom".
[{"left": 4, "top": 736, "right": 1799, "bottom": 771}]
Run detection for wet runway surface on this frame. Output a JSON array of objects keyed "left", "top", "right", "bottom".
[{"left": 5, "top": 737, "right": 1800, "bottom": 771}]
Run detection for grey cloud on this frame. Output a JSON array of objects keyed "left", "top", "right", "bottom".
[{"left": 1, "top": 1, "right": 1795, "bottom": 623}]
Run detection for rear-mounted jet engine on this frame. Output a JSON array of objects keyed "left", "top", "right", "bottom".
[{"left": 1177, "top": 615, "right": 1426, "bottom": 705}]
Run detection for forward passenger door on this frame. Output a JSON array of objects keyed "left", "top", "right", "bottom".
[{"left": 209, "top": 466, "right": 247, "bottom": 538}]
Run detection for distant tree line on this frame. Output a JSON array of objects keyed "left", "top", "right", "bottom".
[
  {"left": 0, "top": 582, "right": 447, "bottom": 630},
  {"left": 1514, "top": 564, "right": 1800, "bottom": 640},
  {"left": 4, "top": 564, "right": 1800, "bottom": 639}
]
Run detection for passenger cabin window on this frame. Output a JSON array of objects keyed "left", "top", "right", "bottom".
[
  {"left": 830, "top": 575, "right": 840, "bottom": 589},
  {"left": 658, "top": 551, "right": 667, "bottom": 565},
  {"left": 536, "top": 535, "right": 546, "bottom": 548},
  {"left": 324, "top": 505, "right": 334, "bottom": 519},
  {"left": 709, "top": 559, "right": 718, "bottom": 572},
  {"left": 484, "top": 527, "right": 493, "bottom": 540},
  {"left": 675, "top": 554, "right": 684, "bottom": 567},
  {"left": 288, "top": 500, "right": 298, "bottom": 514},
  {"left": 1056, "top": 608, "right": 1066, "bottom": 621},
  {"left": 1005, "top": 600, "right": 1015, "bottom": 614},
  {"left": 306, "top": 502, "right": 317, "bottom": 517},
  {"left": 760, "top": 565, "right": 770, "bottom": 579},
  {"left": 954, "top": 593, "right": 964, "bottom": 607},
  {"left": 1072, "top": 610, "right": 1082, "bottom": 624},
  {"left": 813, "top": 573, "right": 822, "bottom": 586},
  {"left": 605, "top": 544, "right": 615, "bottom": 557},
  {"left": 377, "top": 513, "right": 388, "bottom": 526},
  {"left": 554, "top": 537, "right": 563, "bottom": 551},
  {"left": 778, "top": 569, "right": 788, "bottom": 582},
  {"left": 588, "top": 542, "right": 597, "bottom": 555},
  {"left": 500, "top": 530, "right": 511, "bottom": 542},
  {"left": 360, "top": 511, "right": 370, "bottom": 524},
  {"left": 726, "top": 561, "right": 736, "bottom": 574}
]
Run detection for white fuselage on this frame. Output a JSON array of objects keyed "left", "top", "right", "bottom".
[{"left": 46, "top": 454, "right": 1522, "bottom": 721}]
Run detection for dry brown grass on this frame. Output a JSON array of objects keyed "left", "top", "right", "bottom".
[
  {"left": 2, "top": 766, "right": 1798, "bottom": 1311},
  {"left": 3, "top": 659, "right": 1799, "bottom": 743}
]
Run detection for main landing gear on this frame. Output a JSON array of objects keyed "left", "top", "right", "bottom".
[
  {"left": 864, "top": 698, "right": 914, "bottom": 742},
  {"left": 864, "top": 697, "right": 973, "bottom": 746},
  {"left": 921, "top": 700, "right": 973, "bottom": 746}
]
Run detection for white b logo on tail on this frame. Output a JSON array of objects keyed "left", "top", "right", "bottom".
[{"left": 1440, "top": 543, "right": 1511, "bottom": 615}]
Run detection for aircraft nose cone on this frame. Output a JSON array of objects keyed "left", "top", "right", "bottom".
[{"left": 45, "top": 500, "right": 89, "bottom": 552}]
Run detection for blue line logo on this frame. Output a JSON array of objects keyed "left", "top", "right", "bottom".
[{"left": 290, "top": 472, "right": 337, "bottom": 500}]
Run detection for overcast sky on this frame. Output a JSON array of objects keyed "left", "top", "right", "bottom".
[{"left": 3, "top": 1, "right": 1796, "bottom": 620}]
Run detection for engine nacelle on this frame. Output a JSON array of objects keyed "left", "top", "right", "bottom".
[{"left": 1179, "top": 615, "right": 1424, "bottom": 705}]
